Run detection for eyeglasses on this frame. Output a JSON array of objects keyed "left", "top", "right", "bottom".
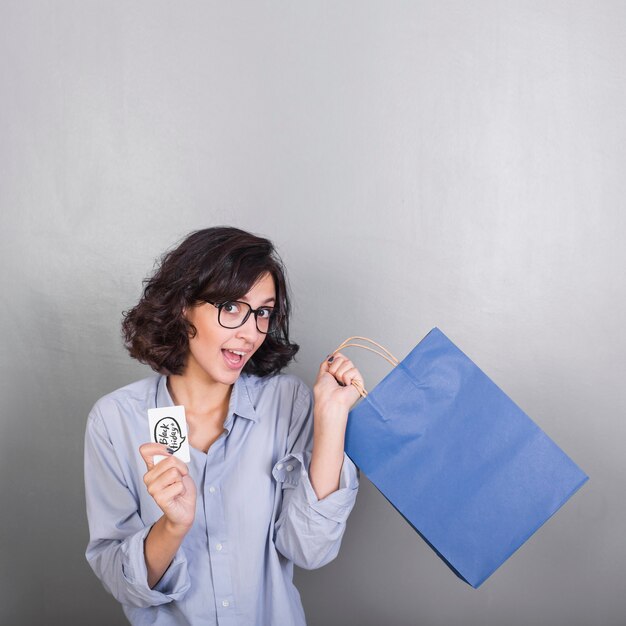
[{"left": 210, "top": 300, "right": 276, "bottom": 334}]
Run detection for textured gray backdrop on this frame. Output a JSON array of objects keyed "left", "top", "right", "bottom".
[{"left": 1, "top": 2, "right": 624, "bottom": 625}]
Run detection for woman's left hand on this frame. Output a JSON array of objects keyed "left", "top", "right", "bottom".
[
  {"left": 313, "top": 352, "right": 364, "bottom": 418},
  {"left": 310, "top": 352, "right": 364, "bottom": 498}
]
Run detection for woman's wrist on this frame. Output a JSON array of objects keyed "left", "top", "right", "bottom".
[
  {"left": 163, "top": 516, "right": 192, "bottom": 539},
  {"left": 314, "top": 404, "right": 349, "bottom": 428}
]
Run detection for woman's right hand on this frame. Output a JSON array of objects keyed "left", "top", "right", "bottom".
[{"left": 139, "top": 443, "right": 197, "bottom": 532}]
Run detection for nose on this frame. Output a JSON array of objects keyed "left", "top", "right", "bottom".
[{"left": 235, "top": 312, "right": 261, "bottom": 343}]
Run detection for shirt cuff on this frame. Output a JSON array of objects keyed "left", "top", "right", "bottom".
[
  {"left": 272, "top": 451, "right": 359, "bottom": 523},
  {"left": 120, "top": 525, "right": 191, "bottom": 604}
]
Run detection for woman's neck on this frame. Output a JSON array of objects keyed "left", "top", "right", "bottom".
[{"left": 166, "top": 372, "right": 232, "bottom": 421}]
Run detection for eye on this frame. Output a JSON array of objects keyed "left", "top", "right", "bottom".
[
  {"left": 221, "top": 301, "right": 241, "bottom": 314},
  {"left": 256, "top": 307, "right": 274, "bottom": 319}
]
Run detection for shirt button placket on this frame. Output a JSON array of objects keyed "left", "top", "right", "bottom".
[{"left": 205, "top": 437, "right": 237, "bottom": 623}]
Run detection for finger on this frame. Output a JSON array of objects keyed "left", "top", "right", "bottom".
[
  {"left": 146, "top": 465, "right": 185, "bottom": 496},
  {"left": 139, "top": 443, "right": 172, "bottom": 470},
  {"left": 348, "top": 379, "right": 364, "bottom": 402},
  {"left": 328, "top": 356, "right": 353, "bottom": 378},
  {"left": 318, "top": 358, "right": 331, "bottom": 375},
  {"left": 143, "top": 454, "right": 190, "bottom": 486},
  {"left": 318, "top": 351, "right": 346, "bottom": 377},
  {"left": 332, "top": 360, "right": 355, "bottom": 381},
  {"left": 338, "top": 366, "right": 363, "bottom": 387},
  {"left": 326, "top": 353, "right": 347, "bottom": 371},
  {"left": 324, "top": 350, "right": 347, "bottom": 363},
  {"left": 159, "top": 480, "right": 186, "bottom": 504},
  {"left": 319, "top": 349, "right": 344, "bottom": 368},
  {"left": 338, "top": 363, "right": 364, "bottom": 393}
]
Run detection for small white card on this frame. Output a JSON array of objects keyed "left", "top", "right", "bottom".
[{"left": 148, "top": 405, "right": 191, "bottom": 464}]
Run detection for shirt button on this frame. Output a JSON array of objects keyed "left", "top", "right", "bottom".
[
  {"left": 215, "top": 543, "right": 223, "bottom": 551},
  {"left": 208, "top": 486, "right": 216, "bottom": 494},
  {"left": 222, "top": 600, "right": 230, "bottom": 608},
  {"left": 286, "top": 464, "right": 293, "bottom": 472},
  {"left": 276, "top": 463, "right": 284, "bottom": 470}
]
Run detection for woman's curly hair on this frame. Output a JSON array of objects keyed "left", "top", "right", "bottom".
[{"left": 122, "top": 226, "right": 299, "bottom": 376}]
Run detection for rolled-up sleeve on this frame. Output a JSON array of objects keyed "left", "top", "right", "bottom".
[
  {"left": 272, "top": 386, "right": 359, "bottom": 570},
  {"left": 84, "top": 408, "right": 191, "bottom": 608}
]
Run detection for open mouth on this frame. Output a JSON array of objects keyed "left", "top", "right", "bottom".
[{"left": 222, "top": 349, "right": 246, "bottom": 369}]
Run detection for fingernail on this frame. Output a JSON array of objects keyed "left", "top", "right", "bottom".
[
  {"left": 327, "top": 356, "right": 334, "bottom": 363},
  {"left": 166, "top": 447, "right": 175, "bottom": 455}
]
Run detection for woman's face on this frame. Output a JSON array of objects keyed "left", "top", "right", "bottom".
[{"left": 183, "top": 272, "right": 276, "bottom": 387}]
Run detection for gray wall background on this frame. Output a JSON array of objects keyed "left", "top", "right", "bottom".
[{"left": 1, "top": 2, "right": 624, "bottom": 625}]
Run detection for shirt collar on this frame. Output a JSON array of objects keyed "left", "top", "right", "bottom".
[{"left": 156, "top": 374, "right": 259, "bottom": 423}]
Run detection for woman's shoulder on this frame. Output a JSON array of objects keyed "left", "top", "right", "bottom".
[{"left": 88, "top": 374, "right": 160, "bottom": 424}]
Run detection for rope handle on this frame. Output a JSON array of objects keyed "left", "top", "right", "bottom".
[{"left": 330, "top": 336, "right": 400, "bottom": 399}]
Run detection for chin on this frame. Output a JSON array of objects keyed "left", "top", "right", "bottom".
[
  {"left": 222, "top": 371, "right": 243, "bottom": 385},
  {"left": 215, "top": 366, "right": 246, "bottom": 385}
]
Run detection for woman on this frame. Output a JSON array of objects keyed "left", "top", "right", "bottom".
[{"left": 84, "top": 226, "right": 363, "bottom": 625}]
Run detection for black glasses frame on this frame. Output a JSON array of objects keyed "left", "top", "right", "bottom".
[{"left": 210, "top": 301, "right": 276, "bottom": 334}]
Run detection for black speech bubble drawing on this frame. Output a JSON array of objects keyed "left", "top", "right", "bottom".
[{"left": 154, "top": 416, "right": 186, "bottom": 452}]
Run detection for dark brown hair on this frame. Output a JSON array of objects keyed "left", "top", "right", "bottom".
[{"left": 122, "top": 226, "right": 299, "bottom": 376}]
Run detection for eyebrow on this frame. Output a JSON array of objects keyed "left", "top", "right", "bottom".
[{"left": 239, "top": 296, "right": 276, "bottom": 305}]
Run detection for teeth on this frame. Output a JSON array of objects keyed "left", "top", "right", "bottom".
[{"left": 227, "top": 350, "right": 245, "bottom": 356}]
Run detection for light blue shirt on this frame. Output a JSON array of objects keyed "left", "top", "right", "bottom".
[{"left": 84, "top": 373, "right": 359, "bottom": 625}]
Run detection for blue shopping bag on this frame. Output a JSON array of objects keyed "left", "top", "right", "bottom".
[{"left": 343, "top": 328, "right": 588, "bottom": 588}]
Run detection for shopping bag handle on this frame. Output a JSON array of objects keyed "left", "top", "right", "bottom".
[{"left": 331, "top": 336, "right": 399, "bottom": 398}]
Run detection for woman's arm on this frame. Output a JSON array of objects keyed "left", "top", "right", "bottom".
[
  {"left": 309, "top": 353, "right": 362, "bottom": 499},
  {"left": 144, "top": 516, "right": 189, "bottom": 588},
  {"left": 309, "top": 406, "right": 348, "bottom": 499},
  {"left": 272, "top": 362, "right": 362, "bottom": 570},
  {"left": 85, "top": 411, "right": 192, "bottom": 607},
  {"left": 138, "top": 443, "right": 197, "bottom": 588}
]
